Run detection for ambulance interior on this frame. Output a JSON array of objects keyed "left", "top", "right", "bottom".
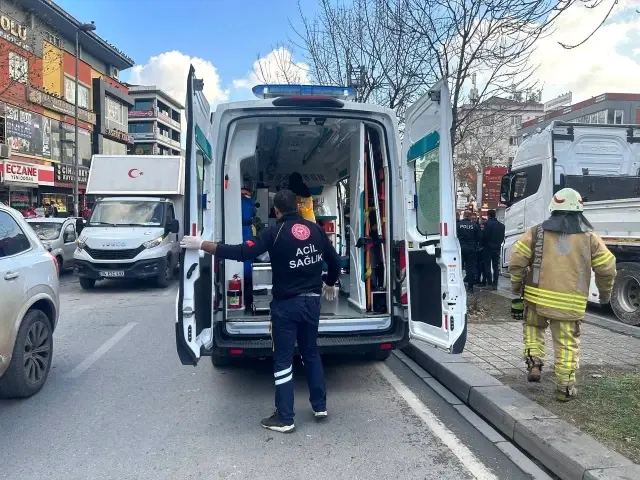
[{"left": 223, "top": 116, "right": 392, "bottom": 322}]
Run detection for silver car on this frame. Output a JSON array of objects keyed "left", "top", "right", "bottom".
[
  {"left": 26, "top": 217, "right": 79, "bottom": 273},
  {"left": 0, "top": 204, "right": 60, "bottom": 398}
]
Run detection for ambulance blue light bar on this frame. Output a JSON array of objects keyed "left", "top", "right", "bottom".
[{"left": 252, "top": 84, "right": 356, "bottom": 101}]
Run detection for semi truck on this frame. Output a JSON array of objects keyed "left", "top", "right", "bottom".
[
  {"left": 73, "top": 155, "right": 184, "bottom": 289},
  {"left": 500, "top": 122, "right": 640, "bottom": 325}
]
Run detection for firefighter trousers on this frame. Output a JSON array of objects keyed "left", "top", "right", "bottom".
[{"left": 522, "top": 306, "right": 582, "bottom": 388}]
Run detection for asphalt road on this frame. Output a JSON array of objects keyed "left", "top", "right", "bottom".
[{"left": 1, "top": 272, "right": 548, "bottom": 480}]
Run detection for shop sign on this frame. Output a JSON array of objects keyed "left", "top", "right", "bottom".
[
  {"left": 129, "top": 109, "right": 155, "bottom": 118},
  {"left": 6, "top": 105, "right": 45, "bottom": 157},
  {"left": 0, "top": 11, "right": 30, "bottom": 52},
  {"left": 105, "top": 128, "right": 134, "bottom": 144},
  {"left": 55, "top": 163, "right": 89, "bottom": 185},
  {"left": 28, "top": 88, "right": 96, "bottom": 124},
  {"left": 4, "top": 161, "right": 38, "bottom": 184}
]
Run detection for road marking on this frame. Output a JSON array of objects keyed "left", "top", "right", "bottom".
[
  {"left": 376, "top": 363, "right": 498, "bottom": 480},
  {"left": 66, "top": 322, "right": 137, "bottom": 379}
]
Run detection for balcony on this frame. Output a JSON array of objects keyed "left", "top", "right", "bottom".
[
  {"left": 130, "top": 131, "right": 181, "bottom": 148},
  {"left": 129, "top": 107, "right": 181, "bottom": 131}
]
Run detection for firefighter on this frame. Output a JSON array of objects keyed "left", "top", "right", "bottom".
[{"left": 509, "top": 188, "right": 616, "bottom": 401}]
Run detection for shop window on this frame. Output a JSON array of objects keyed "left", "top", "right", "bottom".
[
  {"left": 597, "top": 110, "right": 606, "bottom": 124},
  {"left": 0, "top": 211, "right": 31, "bottom": 258},
  {"left": 41, "top": 193, "right": 71, "bottom": 215},
  {"left": 61, "top": 124, "right": 92, "bottom": 166},
  {"left": 614, "top": 110, "right": 624, "bottom": 124},
  {"left": 9, "top": 190, "right": 34, "bottom": 211},
  {"left": 102, "top": 138, "right": 127, "bottom": 155},
  {"left": 134, "top": 144, "right": 153, "bottom": 155},
  {"left": 64, "top": 77, "right": 90, "bottom": 110},
  {"left": 9, "top": 52, "right": 28, "bottom": 84}
]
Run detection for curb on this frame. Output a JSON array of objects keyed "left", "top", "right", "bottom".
[
  {"left": 489, "top": 286, "right": 640, "bottom": 340},
  {"left": 402, "top": 341, "right": 640, "bottom": 480}
]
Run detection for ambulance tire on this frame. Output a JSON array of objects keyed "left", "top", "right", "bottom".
[
  {"left": 211, "top": 354, "right": 231, "bottom": 368},
  {"left": 366, "top": 350, "right": 391, "bottom": 361},
  {"left": 610, "top": 262, "right": 640, "bottom": 326}
]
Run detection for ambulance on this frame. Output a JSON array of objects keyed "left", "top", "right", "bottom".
[{"left": 175, "top": 66, "right": 467, "bottom": 367}]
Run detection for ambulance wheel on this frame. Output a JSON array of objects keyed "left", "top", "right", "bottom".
[
  {"left": 366, "top": 350, "right": 391, "bottom": 361},
  {"left": 611, "top": 262, "right": 640, "bottom": 326},
  {"left": 155, "top": 256, "right": 172, "bottom": 288},
  {"left": 79, "top": 277, "right": 95, "bottom": 290},
  {"left": 211, "top": 354, "right": 231, "bottom": 368}
]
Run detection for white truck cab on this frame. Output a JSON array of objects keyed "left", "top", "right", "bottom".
[
  {"left": 500, "top": 122, "right": 640, "bottom": 324},
  {"left": 73, "top": 155, "right": 184, "bottom": 289},
  {"left": 175, "top": 67, "right": 467, "bottom": 367}
]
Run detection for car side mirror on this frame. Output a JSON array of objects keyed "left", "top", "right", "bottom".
[
  {"left": 76, "top": 218, "right": 84, "bottom": 234},
  {"left": 167, "top": 219, "right": 179, "bottom": 234}
]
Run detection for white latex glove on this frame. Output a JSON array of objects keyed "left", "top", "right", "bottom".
[
  {"left": 322, "top": 283, "right": 338, "bottom": 301},
  {"left": 180, "top": 235, "right": 203, "bottom": 250}
]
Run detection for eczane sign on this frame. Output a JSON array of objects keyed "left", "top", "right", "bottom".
[{"left": 5, "top": 161, "right": 37, "bottom": 184}]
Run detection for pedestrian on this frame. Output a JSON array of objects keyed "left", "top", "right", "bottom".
[
  {"left": 476, "top": 216, "right": 486, "bottom": 286},
  {"left": 457, "top": 210, "right": 481, "bottom": 292},
  {"left": 509, "top": 188, "right": 616, "bottom": 402},
  {"left": 180, "top": 189, "right": 341, "bottom": 433},
  {"left": 482, "top": 210, "right": 505, "bottom": 290},
  {"left": 288, "top": 172, "right": 316, "bottom": 222}
]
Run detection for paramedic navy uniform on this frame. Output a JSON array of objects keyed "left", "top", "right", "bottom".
[{"left": 215, "top": 212, "right": 341, "bottom": 425}]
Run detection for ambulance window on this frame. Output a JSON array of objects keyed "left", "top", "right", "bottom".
[
  {"left": 196, "top": 150, "right": 204, "bottom": 229},
  {"left": 413, "top": 147, "right": 440, "bottom": 236}
]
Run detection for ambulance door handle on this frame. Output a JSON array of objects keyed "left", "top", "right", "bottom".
[
  {"left": 4, "top": 271, "right": 19, "bottom": 280},
  {"left": 517, "top": 223, "right": 524, "bottom": 229}
]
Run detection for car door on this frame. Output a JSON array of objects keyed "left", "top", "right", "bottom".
[
  {"left": 401, "top": 80, "right": 467, "bottom": 353},
  {"left": 0, "top": 211, "right": 30, "bottom": 357},
  {"left": 62, "top": 222, "right": 77, "bottom": 266},
  {"left": 176, "top": 65, "right": 216, "bottom": 366}
]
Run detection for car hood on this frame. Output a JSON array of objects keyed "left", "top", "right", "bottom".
[{"left": 79, "top": 227, "right": 165, "bottom": 249}]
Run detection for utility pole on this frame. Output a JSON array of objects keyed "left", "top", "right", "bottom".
[{"left": 74, "top": 21, "right": 96, "bottom": 217}]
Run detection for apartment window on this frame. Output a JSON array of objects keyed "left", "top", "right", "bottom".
[
  {"left": 64, "top": 77, "right": 90, "bottom": 109},
  {"left": 129, "top": 123, "right": 154, "bottom": 133},
  {"left": 511, "top": 115, "right": 523, "bottom": 127},
  {"left": 134, "top": 99, "right": 154, "bottom": 111},
  {"left": 9, "top": 52, "right": 28, "bottom": 84},
  {"left": 105, "top": 96, "right": 128, "bottom": 132},
  {"left": 509, "top": 136, "right": 517, "bottom": 146},
  {"left": 614, "top": 110, "right": 624, "bottom": 124},
  {"left": 45, "top": 32, "right": 61, "bottom": 47}
]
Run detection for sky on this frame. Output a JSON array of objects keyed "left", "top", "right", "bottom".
[{"left": 55, "top": 0, "right": 639, "bottom": 110}]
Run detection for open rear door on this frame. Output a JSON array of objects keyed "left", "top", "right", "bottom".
[
  {"left": 401, "top": 80, "right": 467, "bottom": 353},
  {"left": 175, "top": 65, "right": 214, "bottom": 365}
]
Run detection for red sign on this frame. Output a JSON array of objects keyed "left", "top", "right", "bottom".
[
  {"left": 0, "top": 161, "right": 54, "bottom": 186},
  {"left": 481, "top": 167, "right": 508, "bottom": 209}
]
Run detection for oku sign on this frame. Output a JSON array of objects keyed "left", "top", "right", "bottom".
[{"left": 5, "top": 161, "right": 37, "bottom": 184}]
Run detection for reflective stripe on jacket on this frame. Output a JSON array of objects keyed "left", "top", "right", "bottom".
[{"left": 508, "top": 226, "right": 616, "bottom": 321}]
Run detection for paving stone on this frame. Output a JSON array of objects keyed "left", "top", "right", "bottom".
[
  {"left": 514, "top": 418, "right": 633, "bottom": 480},
  {"left": 469, "top": 385, "right": 557, "bottom": 439},
  {"left": 584, "top": 465, "right": 640, "bottom": 480},
  {"left": 436, "top": 361, "right": 503, "bottom": 402}
]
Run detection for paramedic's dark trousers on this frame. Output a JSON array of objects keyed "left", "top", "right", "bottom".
[
  {"left": 462, "top": 249, "right": 476, "bottom": 287},
  {"left": 270, "top": 295, "right": 326, "bottom": 425}
]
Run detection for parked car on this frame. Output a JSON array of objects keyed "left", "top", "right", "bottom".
[
  {"left": 26, "top": 217, "right": 79, "bottom": 274},
  {"left": 0, "top": 204, "right": 60, "bottom": 398}
]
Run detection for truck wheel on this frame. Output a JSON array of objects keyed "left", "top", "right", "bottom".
[
  {"left": 211, "top": 354, "right": 231, "bottom": 368},
  {"left": 79, "top": 277, "right": 95, "bottom": 290},
  {"left": 610, "top": 263, "right": 640, "bottom": 326},
  {"left": 366, "top": 350, "right": 391, "bottom": 361},
  {"left": 155, "top": 258, "right": 171, "bottom": 288}
]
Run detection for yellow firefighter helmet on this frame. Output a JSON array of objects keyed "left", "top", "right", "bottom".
[{"left": 549, "top": 187, "right": 584, "bottom": 212}]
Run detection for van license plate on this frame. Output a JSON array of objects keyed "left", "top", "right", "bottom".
[{"left": 100, "top": 271, "right": 124, "bottom": 277}]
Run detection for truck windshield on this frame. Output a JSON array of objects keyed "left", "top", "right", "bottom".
[{"left": 88, "top": 201, "right": 164, "bottom": 227}]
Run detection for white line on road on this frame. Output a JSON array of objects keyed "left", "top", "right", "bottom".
[
  {"left": 66, "top": 322, "right": 137, "bottom": 379},
  {"left": 376, "top": 363, "right": 498, "bottom": 480}
]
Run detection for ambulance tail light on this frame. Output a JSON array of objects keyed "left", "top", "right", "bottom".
[
  {"left": 400, "top": 290, "right": 408, "bottom": 306},
  {"left": 230, "top": 349, "right": 243, "bottom": 356},
  {"left": 380, "top": 343, "right": 392, "bottom": 350}
]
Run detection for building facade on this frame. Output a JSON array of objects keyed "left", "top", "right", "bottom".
[
  {"left": 517, "top": 93, "right": 640, "bottom": 139},
  {"left": 126, "top": 85, "right": 182, "bottom": 156},
  {"left": 0, "top": 0, "right": 133, "bottom": 215}
]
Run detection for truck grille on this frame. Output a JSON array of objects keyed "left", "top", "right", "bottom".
[{"left": 84, "top": 245, "right": 144, "bottom": 260}]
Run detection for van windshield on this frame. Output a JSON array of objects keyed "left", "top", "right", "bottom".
[{"left": 88, "top": 201, "right": 164, "bottom": 227}]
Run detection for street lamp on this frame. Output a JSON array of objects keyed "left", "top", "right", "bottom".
[{"left": 74, "top": 21, "right": 96, "bottom": 217}]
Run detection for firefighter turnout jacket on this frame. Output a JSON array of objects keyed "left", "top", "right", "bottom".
[
  {"left": 216, "top": 212, "right": 341, "bottom": 300},
  {"left": 509, "top": 226, "right": 616, "bottom": 321}
]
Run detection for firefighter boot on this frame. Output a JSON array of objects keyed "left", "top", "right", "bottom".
[
  {"left": 525, "top": 356, "right": 543, "bottom": 383},
  {"left": 556, "top": 385, "right": 578, "bottom": 402}
]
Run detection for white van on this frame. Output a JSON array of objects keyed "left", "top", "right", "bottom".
[
  {"left": 74, "top": 155, "right": 183, "bottom": 289},
  {"left": 175, "top": 66, "right": 467, "bottom": 366}
]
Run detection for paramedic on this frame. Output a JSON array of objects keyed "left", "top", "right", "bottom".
[
  {"left": 457, "top": 210, "right": 481, "bottom": 292},
  {"left": 288, "top": 172, "right": 316, "bottom": 222},
  {"left": 509, "top": 188, "right": 616, "bottom": 402},
  {"left": 181, "top": 189, "right": 341, "bottom": 433}
]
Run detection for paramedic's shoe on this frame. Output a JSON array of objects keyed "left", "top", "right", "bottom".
[
  {"left": 313, "top": 410, "right": 328, "bottom": 421},
  {"left": 261, "top": 412, "right": 295, "bottom": 433},
  {"left": 556, "top": 385, "right": 578, "bottom": 402}
]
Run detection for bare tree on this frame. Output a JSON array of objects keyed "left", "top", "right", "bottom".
[
  {"left": 292, "top": 0, "right": 435, "bottom": 122},
  {"left": 253, "top": 42, "right": 307, "bottom": 84}
]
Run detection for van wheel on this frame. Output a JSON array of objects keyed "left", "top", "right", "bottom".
[
  {"left": 211, "top": 354, "right": 231, "bottom": 368},
  {"left": 155, "top": 257, "right": 172, "bottom": 288},
  {"left": 79, "top": 277, "right": 95, "bottom": 290},
  {"left": 366, "top": 350, "right": 391, "bottom": 361},
  {"left": 0, "top": 310, "right": 53, "bottom": 398},
  {"left": 611, "top": 263, "right": 640, "bottom": 326}
]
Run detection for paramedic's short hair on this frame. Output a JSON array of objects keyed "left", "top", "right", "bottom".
[
  {"left": 487, "top": 209, "right": 496, "bottom": 218},
  {"left": 273, "top": 189, "right": 297, "bottom": 214}
]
